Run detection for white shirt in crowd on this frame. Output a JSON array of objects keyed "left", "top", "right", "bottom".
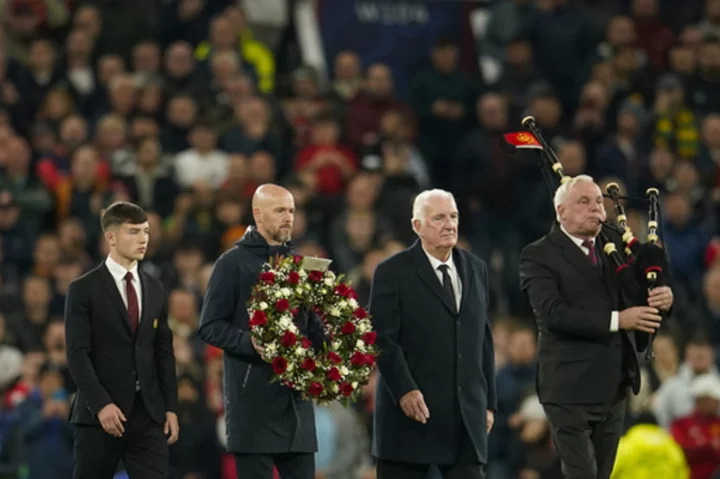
[{"left": 174, "top": 149, "right": 230, "bottom": 188}]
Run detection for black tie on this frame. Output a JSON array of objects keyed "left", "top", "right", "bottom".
[{"left": 438, "top": 265, "right": 457, "bottom": 313}]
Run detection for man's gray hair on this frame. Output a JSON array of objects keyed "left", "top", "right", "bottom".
[
  {"left": 553, "top": 174, "right": 596, "bottom": 221},
  {"left": 411, "top": 189, "right": 456, "bottom": 226}
]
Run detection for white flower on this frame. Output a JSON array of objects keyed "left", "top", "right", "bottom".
[
  {"left": 331, "top": 383, "right": 339, "bottom": 393},
  {"left": 265, "top": 343, "right": 278, "bottom": 357},
  {"left": 351, "top": 381, "right": 358, "bottom": 389},
  {"left": 288, "top": 323, "right": 299, "bottom": 334},
  {"left": 294, "top": 346, "right": 305, "bottom": 357},
  {"left": 286, "top": 362, "right": 294, "bottom": 372},
  {"left": 281, "top": 287, "right": 292, "bottom": 297},
  {"left": 320, "top": 288, "right": 327, "bottom": 295},
  {"left": 259, "top": 302, "right": 269, "bottom": 311},
  {"left": 324, "top": 277, "right": 334, "bottom": 286},
  {"left": 356, "top": 340, "right": 365, "bottom": 349},
  {"left": 340, "top": 366, "right": 349, "bottom": 376},
  {"left": 298, "top": 269, "right": 308, "bottom": 278},
  {"left": 327, "top": 271, "right": 336, "bottom": 280},
  {"left": 279, "top": 315, "right": 292, "bottom": 329},
  {"left": 348, "top": 298, "right": 359, "bottom": 309},
  {"left": 339, "top": 300, "right": 348, "bottom": 309},
  {"left": 304, "top": 284, "right": 311, "bottom": 291},
  {"left": 329, "top": 308, "right": 341, "bottom": 317},
  {"left": 296, "top": 287, "right": 304, "bottom": 296},
  {"left": 332, "top": 341, "right": 341, "bottom": 350},
  {"left": 274, "top": 290, "right": 283, "bottom": 298}
]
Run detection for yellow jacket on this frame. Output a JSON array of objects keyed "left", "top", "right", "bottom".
[
  {"left": 611, "top": 424, "right": 690, "bottom": 479},
  {"left": 195, "top": 30, "right": 275, "bottom": 93}
]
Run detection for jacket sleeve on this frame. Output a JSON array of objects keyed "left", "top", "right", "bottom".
[
  {"left": 65, "top": 281, "right": 113, "bottom": 415},
  {"left": 480, "top": 260, "right": 497, "bottom": 411},
  {"left": 155, "top": 286, "right": 178, "bottom": 413},
  {"left": 369, "top": 261, "right": 417, "bottom": 404},
  {"left": 519, "top": 244, "right": 613, "bottom": 339},
  {"left": 198, "top": 253, "right": 258, "bottom": 359}
]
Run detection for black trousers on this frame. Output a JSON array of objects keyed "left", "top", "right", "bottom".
[
  {"left": 234, "top": 452, "right": 315, "bottom": 479},
  {"left": 376, "top": 427, "right": 485, "bottom": 479},
  {"left": 543, "top": 388, "right": 627, "bottom": 479},
  {"left": 73, "top": 393, "right": 168, "bottom": 479}
]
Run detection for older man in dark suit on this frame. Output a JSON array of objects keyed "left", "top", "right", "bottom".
[
  {"left": 519, "top": 175, "right": 674, "bottom": 479},
  {"left": 369, "top": 189, "right": 497, "bottom": 479}
]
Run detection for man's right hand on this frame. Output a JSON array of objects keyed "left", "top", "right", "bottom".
[
  {"left": 399, "top": 390, "right": 430, "bottom": 424},
  {"left": 619, "top": 306, "right": 662, "bottom": 333},
  {"left": 98, "top": 403, "right": 127, "bottom": 437}
]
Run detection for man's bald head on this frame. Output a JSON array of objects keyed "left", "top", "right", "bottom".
[{"left": 252, "top": 184, "right": 295, "bottom": 245}]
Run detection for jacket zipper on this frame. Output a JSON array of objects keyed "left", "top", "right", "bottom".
[{"left": 242, "top": 365, "right": 252, "bottom": 389}]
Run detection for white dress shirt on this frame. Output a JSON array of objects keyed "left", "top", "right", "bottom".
[
  {"left": 105, "top": 255, "right": 142, "bottom": 321},
  {"left": 559, "top": 225, "right": 619, "bottom": 332},
  {"left": 423, "top": 248, "right": 462, "bottom": 311}
]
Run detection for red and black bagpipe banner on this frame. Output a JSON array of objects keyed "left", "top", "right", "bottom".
[{"left": 502, "top": 131, "right": 543, "bottom": 150}]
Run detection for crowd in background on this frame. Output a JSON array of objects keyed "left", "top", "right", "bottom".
[{"left": 1, "top": 0, "right": 720, "bottom": 478}]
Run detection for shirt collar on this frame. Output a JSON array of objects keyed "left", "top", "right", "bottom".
[
  {"left": 422, "top": 246, "right": 456, "bottom": 273},
  {"left": 560, "top": 223, "right": 594, "bottom": 249},
  {"left": 105, "top": 254, "right": 139, "bottom": 281}
]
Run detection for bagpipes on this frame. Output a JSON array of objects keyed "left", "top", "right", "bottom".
[{"left": 506, "top": 116, "right": 671, "bottom": 359}]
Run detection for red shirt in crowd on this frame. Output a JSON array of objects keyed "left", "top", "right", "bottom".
[{"left": 670, "top": 412, "right": 720, "bottom": 479}]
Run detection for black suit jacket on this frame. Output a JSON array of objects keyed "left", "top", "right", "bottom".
[
  {"left": 65, "top": 262, "right": 178, "bottom": 425},
  {"left": 519, "top": 223, "right": 642, "bottom": 406},
  {"left": 369, "top": 241, "right": 497, "bottom": 465}
]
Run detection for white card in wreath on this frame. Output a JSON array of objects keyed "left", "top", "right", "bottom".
[{"left": 300, "top": 256, "right": 332, "bottom": 272}]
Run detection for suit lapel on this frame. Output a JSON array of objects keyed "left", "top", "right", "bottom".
[
  {"left": 549, "top": 224, "right": 606, "bottom": 293},
  {"left": 454, "top": 249, "right": 473, "bottom": 313},
  {"left": 138, "top": 269, "right": 152, "bottom": 335},
  {"left": 99, "top": 264, "right": 133, "bottom": 336},
  {"left": 411, "top": 241, "right": 457, "bottom": 315}
]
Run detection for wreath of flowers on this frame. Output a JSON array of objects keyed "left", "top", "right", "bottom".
[{"left": 247, "top": 254, "right": 379, "bottom": 404}]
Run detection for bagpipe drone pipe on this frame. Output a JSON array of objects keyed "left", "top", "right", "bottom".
[{"left": 505, "top": 116, "right": 672, "bottom": 359}]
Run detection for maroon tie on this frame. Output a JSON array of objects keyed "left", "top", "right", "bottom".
[
  {"left": 582, "top": 240, "right": 597, "bottom": 267},
  {"left": 124, "top": 272, "right": 139, "bottom": 333}
]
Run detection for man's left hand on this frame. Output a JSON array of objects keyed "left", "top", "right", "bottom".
[
  {"left": 648, "top": 286, "right": 673, "bottom": 311},
  {"left": 486, "top": 410, "right": 495, "bottom": 433},
  {"left": 164, "top": 412, "right": 180, "bottom": 444}
]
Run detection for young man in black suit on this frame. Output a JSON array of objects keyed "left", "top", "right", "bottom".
[
  {"left": 519, "top": 175, "right": 674, "bottom": 478},
  {"left": 65, "top": 201, "right": 179, "bottom": 479},
  {"left": 369, "top": 189, "right": 497, "bottom": 479}
]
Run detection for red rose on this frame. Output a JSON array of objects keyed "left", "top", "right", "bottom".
[
  {"left": 293, "top": 255, "right": 303, "bottom": 265},
  {"left": 353, "top": 308, "right": 368, "bottom": 319},
  {"left": 327, "top": 352, "right": 342, "bottom": 364},
  {"left": 350, "top": 351, "right": 365, "bottom": 366},
  {"left": 300, "top": 358, "right": 316, "bottom": 371},
  {"left": 364, "top": 354, "right": 376, "bottom": 366},
  {"left": 249, "top": 310, "right": 267, "bottom": 327},
  {"left": 275, "top": 299, "right": 290, "bottom": 312},
  {"left": 290, "top": 308, "right": 299, "bottom": 317},
  {"left": 288, "top": 271, "right": 300, "bottom": 285},
  {"left": 272, "top": 357, "right": 287, "bottom": 374},
  {"left": 308, "top": 382, "right": 323, "bottom": 397},
  {"left": 362, "top": 331, "right": 377, "bottom": 345},
  {"left": 308, "top": 270, "right": 324, "bottom": 282},
  {"left": 301, "top": 337, "right": 312, "bottom": 349},
  {"left": 260, "top": 272, "right": 275, "bottom": 284},
  {"left": 334, "top": 283, "right": 350, "bottom": 297},
  {"left": 347, "top": 288, "right": 358, "bottom": 300},
  {"left": 281, "top": 331, "right": 297, "bottom": 348},
  {"left": 327, "top": 367, "right": 341, "bottom": 382},
  {"left": 341, "top": 321, "right": 356, "bottom": 334},
  {"left": 339, "top": 382, "right": 354, "bottom": 397}
]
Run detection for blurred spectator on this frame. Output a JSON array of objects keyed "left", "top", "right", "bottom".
[
  {"left": 654, "top": 336, "right": 718, "bottom": 428},
  {"left": 670, "top": 374, "right": 720, "bottom": 479}
]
